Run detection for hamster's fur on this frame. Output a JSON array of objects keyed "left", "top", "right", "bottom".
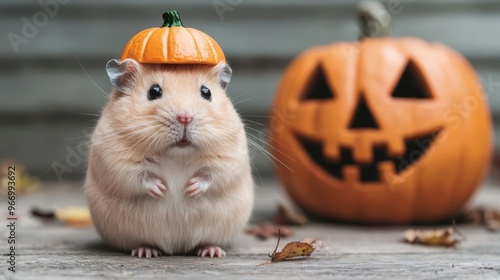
[{"left": 85, "top": 59, "right": 253, "bottom": 257}]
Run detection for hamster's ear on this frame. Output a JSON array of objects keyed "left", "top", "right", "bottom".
[
  {"left": 214, "top": 62, "right": 232, "bottom": 90},
  {"left": 106, "top": 59, "right": 141, "bottom": 92}
]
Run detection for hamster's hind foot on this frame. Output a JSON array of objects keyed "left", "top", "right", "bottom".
[
  {"left": 131, "top": 247, "right": 162, "bottom": 258},
  {"left": 196, "top": 245, "right": 226, "bottom": 258}
]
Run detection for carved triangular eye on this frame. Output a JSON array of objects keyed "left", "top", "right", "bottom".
[
  {"left": 391, "top": 60, "right": 432, "bottom": 99},
  {"left": 301, "top": 65, "right": 335, "bottom": 100},
  {"left": 349, "top": 96, "right": 379, "bottom": 129}
]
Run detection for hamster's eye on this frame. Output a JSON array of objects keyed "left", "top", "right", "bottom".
[
  {"left": 148, "top": 84, "right": 163, "bottom": 101},
  {"left": 200, "top": 85, "right": 211, "bottom": 101}
]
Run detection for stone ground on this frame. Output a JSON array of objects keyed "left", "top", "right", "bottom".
[{"left": 1, "top": 180, "right": 499, "bottom": 280}]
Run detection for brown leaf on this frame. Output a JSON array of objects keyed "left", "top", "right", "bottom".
[
  {"left": 245, "top": 223, "right": 292, "bottom": 240},
  {"left": 484, "top": 209, "right": 500, "bottom": 232},
  {"left": 403, "top": 227, "right": 464, "bottom": 248},
  {"left": 272, "top": 203, "right": 308, "bottom": 226},
  {"left": 270, "top": 241, "right": 315, "bottom": 262},
  {"left": 259, "top": 232, "right": 321, "bottom": 265},
  {"left": 460, "top": 206, "right": 500, "bottom": 232}
]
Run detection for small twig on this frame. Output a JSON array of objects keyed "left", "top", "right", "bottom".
[
  {"left": 270, "top": 228, "right": 281, "bottom": 258},
  {"left": 452, "top": 220, "right": 467, "bottom": 241},
  {"left": 259, "top": 229, "right": 282, "bottom": 266}
]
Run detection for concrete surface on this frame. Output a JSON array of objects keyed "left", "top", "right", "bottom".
[{"left": 1, "top": 180, "right": 499, "bottom": 280}]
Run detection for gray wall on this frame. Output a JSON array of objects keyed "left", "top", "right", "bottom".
[{"left": 1, "top": 0, "right": 500, "bottom": 180}]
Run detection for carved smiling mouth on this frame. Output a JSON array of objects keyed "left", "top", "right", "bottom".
[{"left": 296, "top": 129, "right": 441, "bottom": 183}]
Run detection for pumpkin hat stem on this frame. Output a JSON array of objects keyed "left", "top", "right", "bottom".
[
  {"left": 161, "top": 10, "right": 183, "bottom": 28},
  {"left": 358, "top": 0, "right": 392, "bottom": 39}
]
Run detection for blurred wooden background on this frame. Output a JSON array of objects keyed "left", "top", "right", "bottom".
[{"left": 1, "top": 0, "right": 500, "bottom": 180}]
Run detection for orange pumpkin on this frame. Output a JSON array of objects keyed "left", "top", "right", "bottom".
[
  {"left": 121, "top": 10, "right": 225, "bottom": 64},
  {"left": 270, "top": 37, "right": 492, "bottom": 224}
]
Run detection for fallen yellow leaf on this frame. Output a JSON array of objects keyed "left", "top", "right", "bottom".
[
  {"left": 403, "top": 227, "right": 464, "bottom": 248},
  {"left": 55, "top": 207, "right": 92, "bottom": 227}
]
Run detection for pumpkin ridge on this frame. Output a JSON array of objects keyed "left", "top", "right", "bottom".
[
  {"left": 202, "top": 32, "right": 219, "bottom": 64},
  {"left": 138, "top": 29, "right": 156, "bottom": 63},
  {"left": 165, "top": 25, "right": 175, "bottom": 62},
  {"left": 121, "top": 28, "right": 153, "bottom": 61},
  {"left": 161, "top": 28, "right": 169, "bottom": 61},
  {"left": 169, "top": 27, "right": 199, "bottom": 63},
  {"left": 185, "top": 28, "right": 202, "bottom": 62},
  {"left": 144, "top": 28, "right": 169, "bottom": 63}
]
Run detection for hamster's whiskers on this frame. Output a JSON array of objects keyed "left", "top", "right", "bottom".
[
  {"left": 232, "top": 96, "right": 256, "bottom": 106},
  {"left": 246, "top": 138, "right": 292, "bottom": 172},
  {"left": 246, "top": 132, "right": 295, "bottom": 162},
  {"left": 220, "top": 119, "right": 296, "bottom": 158},
  {"left": 240, "top": 114, "right": 271, "bottom": 118},
  {"left": 228, "top": 89, "right": 253, "bottom": 103},
  {"left": 217, "top": 119, "right": 295, "bottom": 155},
  {"left": 93, "top": 121, "right": 166, "bottom": 151},
  {"left": 210, "top": 122, "right": 293, "bottom": 173},
  {"left": 242, "top": 119, "right": 264, "bottom": 126},
  {"left": 75, "top": 55, "right": 111, "bottom": 100},
  {"left": 215, "top": 120, "right": 294, "bottom": 174}
]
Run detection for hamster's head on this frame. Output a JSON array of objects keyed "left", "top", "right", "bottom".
[{"left": 102, "top": 58, "right": 243, "bottom": 156}]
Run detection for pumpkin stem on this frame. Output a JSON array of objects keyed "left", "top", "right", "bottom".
[
  {"left": 161, "top": 10, "right": 183, "bottom": 28},
  {"left": 358, "top": 0, "right": 392, "bottom": 39}
]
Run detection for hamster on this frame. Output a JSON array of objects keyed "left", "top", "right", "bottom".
[{"left": 84, "top": 59, "right": 254, "bottom": 258}]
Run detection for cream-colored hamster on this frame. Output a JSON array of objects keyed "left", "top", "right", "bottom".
[{"left": 85, "top": 59, "right": 254, "bottom": 258}]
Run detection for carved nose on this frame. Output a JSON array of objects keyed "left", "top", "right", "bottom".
[
  {"left": 176, "top": 114, "right": 193, "bottom": 125},
  {"left": 348, "top": 96, "right": 379, "bottom": 129}
]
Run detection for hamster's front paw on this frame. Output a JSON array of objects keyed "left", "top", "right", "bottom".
[
  {"left": 143, "top": 174, "right": 167, "bottom": 198},
  {"left": 131, "top": 247, "right": 162, "bottom": 258},
  {"left": 185, "top": 175, "right": 210, "bottom": 197}
]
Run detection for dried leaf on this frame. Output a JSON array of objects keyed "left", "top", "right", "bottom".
[
  {"left": 459, "top": 206, "right": 500, "bottom": 232},
  {"left": 259, "top": 233, "right": 321, "bottom": 265},
  {"left": 272, "top": 203, "right": 308, "bottom": 226},
  {"left": 55, "top": 207, "right": 92, "bottom": 227},
  {"left": 404, "top": 227, "right": 464, "bottom": 248},
  {"left": 245, "top": 223, "right": 292, "bottom": 240},
  {"left": 484, "top": 209, "right": 500, "bottom": 232},
  {"left": 270, "top": 241, "right": 315, "bottom": 262},
  {"left": 0, "top": 159, "right": 39, "bottom": 196},
  {"left": 32, "top": 206, "right": 92, "bottom": 227}
]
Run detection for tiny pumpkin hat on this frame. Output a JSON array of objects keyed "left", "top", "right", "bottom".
[{"left": 120, "top": 10, "right": 226, "bottom": 65}]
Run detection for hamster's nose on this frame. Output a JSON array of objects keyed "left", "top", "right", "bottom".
[{"left": 176, "top": 114, "right": 193, "bottom": 126}]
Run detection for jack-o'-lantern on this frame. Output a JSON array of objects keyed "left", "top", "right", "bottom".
[{"left": 269, "top": 1, "right": 492, "bottom": 224}]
